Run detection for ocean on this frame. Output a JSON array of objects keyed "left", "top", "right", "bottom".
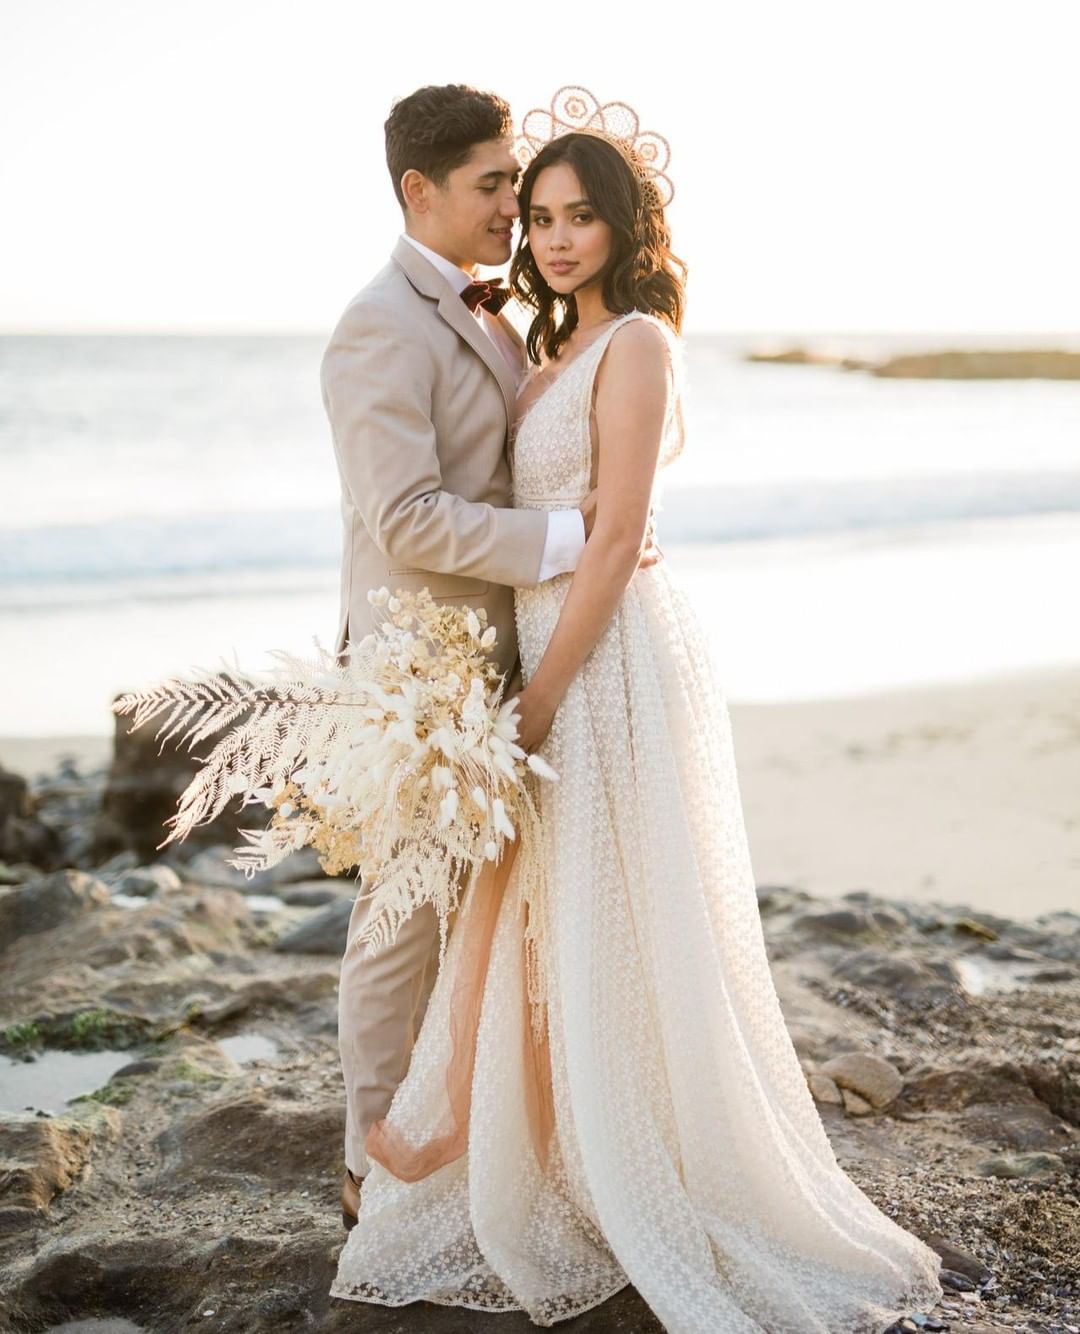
[{"left": 2, "top": 333, "right": 1078, "bottom": 736}]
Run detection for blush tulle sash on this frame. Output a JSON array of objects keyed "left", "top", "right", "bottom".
[{"left": 363, "top": 840, "right": 555, "bottom": 1182}]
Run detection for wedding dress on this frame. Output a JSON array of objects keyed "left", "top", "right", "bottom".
[{"left": 330, "top": 310, "right": 945, "bottom": 1331}]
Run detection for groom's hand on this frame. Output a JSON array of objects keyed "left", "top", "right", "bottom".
[
  {"left": 638, "top": 512, "right": 664, "bottom": 570},
  {"left": 578, "top": 489, "right": 598, "bottom": 538}
]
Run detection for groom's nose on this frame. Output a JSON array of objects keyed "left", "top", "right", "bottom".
[{"left": 499, "top": 188, "right": 520, "bottom": 219}]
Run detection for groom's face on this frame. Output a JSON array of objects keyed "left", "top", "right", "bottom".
[{"left": 423, "top": 138, "right": 522, "bottom": 269}]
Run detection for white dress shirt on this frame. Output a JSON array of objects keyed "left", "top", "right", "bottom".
[{"left": 400, "top": 233, "right": 585, "bottom": 582}]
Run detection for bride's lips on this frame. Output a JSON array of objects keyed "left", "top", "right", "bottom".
[{"left": 548, "top": 261, "right": 578, "bottom": 275}]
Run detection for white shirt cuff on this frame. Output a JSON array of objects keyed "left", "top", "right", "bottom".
[{"left": 537, "top": 508, "right": 587, "bottom": 581}]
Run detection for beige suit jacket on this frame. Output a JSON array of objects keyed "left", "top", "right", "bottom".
[{"left": 321, "top": 237, "right": 548, "bottom": 681}]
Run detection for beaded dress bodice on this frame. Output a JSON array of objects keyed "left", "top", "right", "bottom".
[{"left": 510, "top": 310, "right": 684, "bottom": 518}]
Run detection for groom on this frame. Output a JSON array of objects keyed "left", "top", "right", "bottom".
[{"left": 322, "top": 83, "right": 650, "bottom": 1227}]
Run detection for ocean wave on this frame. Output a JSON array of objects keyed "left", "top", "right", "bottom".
[
  {"left": 1, "top": 472, "right": 1079, "bottom": 597},
  {"left": 656, "top": 470, "right": 1080, "bottom": 541}
]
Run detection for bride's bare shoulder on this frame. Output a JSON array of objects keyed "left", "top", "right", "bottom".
[{"left": 598, "top": 315, "right": 675, "bottom": 392}]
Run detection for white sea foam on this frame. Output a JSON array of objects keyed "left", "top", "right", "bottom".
[{"left": 2, "top": 334, "right": 1078, "bottom": 731}]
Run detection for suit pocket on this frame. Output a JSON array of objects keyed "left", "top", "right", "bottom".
[{"left": 387, "top": 569, "right": 490, "bottom": 599}]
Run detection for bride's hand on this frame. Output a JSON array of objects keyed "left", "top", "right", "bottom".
[{"left": 511, "top": 685, "right": 558, "bottom": 755}]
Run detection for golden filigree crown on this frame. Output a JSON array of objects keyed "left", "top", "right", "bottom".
[{"left": 514, "top": 85, "right": 674, "bottom": 208}]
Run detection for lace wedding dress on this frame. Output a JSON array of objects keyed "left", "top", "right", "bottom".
[{"left": 330, "top": 311, "right": 945, "bottom": 1331}]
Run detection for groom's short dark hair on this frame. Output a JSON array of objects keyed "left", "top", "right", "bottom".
[{"left": 385, "top": 84, "right": 513, "bottom": 210}]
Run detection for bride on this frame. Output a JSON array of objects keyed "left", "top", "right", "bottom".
[{"left": 331, "top": 95, "right": 946, "bottom": 1332}]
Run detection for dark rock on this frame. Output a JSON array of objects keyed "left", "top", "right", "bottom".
[
  {"left": 11, "top": 1231, "right": 264, "bottom": 1330},
  {"left": 958, "top": 1101, "right": 1072, "bottom": 1153},
  {"left": 980, "top": 941, "right": 1045, "bottom": 962},
  {"left": 1023, "top": 1055, "right": 1080, "bottom": 1125},
  {"left": 111, "top": 1059, "right": 163, "bottom": 1078},
  {"left": 0, "top": 764, "right": 63, "bottom": 868},
  {"left": 180, "top": 844, "right": 327, "bottom": 891},
  {"left": 92, "top": 850, "right": 139, "bottom": 877},
  {"left": 0, "top": 814, "right": 62, "bottom": 869},
  {"left": 943, "top": 908, "right": 1015, "bottom": 937},
  {"left": 952, "top": 917, "right": 999, "bottom": 942},
  {"left": 977, "top": 1151, "right": 1065, "bottom": 1179},
  {"left": 832, "top": 948, "right": 963, "bottom": 1004},
  {"left": 7, "top": 1223, "right": 648, "bottom": 1334},
  {"left": 915, "top": 1234, "right": 993, "bottom": 1283},
  {"left": 108, "top": 865, "right": 182, "bottom": 897},
  {"left": 755, "top": 884, "right": 812, "bottom": 916},
  {"left": 95, "top": 707, "right": 258, "bottom": 863},
  {"left": 155, "top": 1089, "right": 344, "bottom": 1184},
  {"left": 789, "top": 906, "right": 885, "bottom": 941},
  {"left": 272, "top": 897, "right": 353, "bottom": 954},
  {"left": 867, "top": 907, "right": 908, "bottom": 933},
  {"left": 0, "top": 765, "right": 31, "bottom": 824},
  {"left": 180, "top": 970, "right": 337, "bottom": 1029},
  {"left": 898, "top": 1059, "right": 1076, "bottom": 1151},
  {"left": 0, "top": 1204, "right": 45, "bottom": 1235},
  {"left": 0, "top": 1106, "right": 121, "bottom": 1219},
  {"left": 939, "top": 1266, "right": 978, "bottom": 1291},
  {"left": 41, "top": 1321, "right": 151, "bottom": 1333},
  {"left": 0, "top": 768, "right": 83, "bottom": 869},
  {"left": 839, "top": 892, "right": 911, "bottom": 934},
  {"left": 0, "top": 860, "right": 43, "bottom": 885},
  {"left": 1027, "top": 963, "right": 1079, "bottom": 984},
  {"left": 0, "top": 870, "right": 110, "bottom": 949},
  {"left": 278, "top": 879, "right": 349, "bottom": 907},
  {"left": 901, "top": 1059, "right": 1039, "bottom": 1113}
]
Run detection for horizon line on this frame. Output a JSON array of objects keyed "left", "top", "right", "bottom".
[{"left": 3, "top": 326, "right": 1080, "bottom": 341}]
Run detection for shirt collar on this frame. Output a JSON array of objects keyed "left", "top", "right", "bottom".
[{"left": 399, "top": 233, "right": 475, "bottom": 297}]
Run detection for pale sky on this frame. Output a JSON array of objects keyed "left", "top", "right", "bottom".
[{"left": 2, "top": 0, "right": 1078, "bottom": 333}]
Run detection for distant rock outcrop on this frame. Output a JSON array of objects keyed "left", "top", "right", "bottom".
[{"left": 746, "top": 345, "right": 1080, "bottom": 379}]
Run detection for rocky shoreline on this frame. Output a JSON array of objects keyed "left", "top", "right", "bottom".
[
  {"left": 1, "top": 739, "right": 1078, "bottom": 1333},
  {"left": 744, "top": 346, "right": 1080, "bottom": 379}
]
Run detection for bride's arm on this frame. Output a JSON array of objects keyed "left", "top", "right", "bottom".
[{"left": 513, "top": 318, "right": 673, "bottom": 753}]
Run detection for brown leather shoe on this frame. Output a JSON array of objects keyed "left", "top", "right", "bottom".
[{"left": 341, "top": 1167, "right": 365, "bottom": 1229}]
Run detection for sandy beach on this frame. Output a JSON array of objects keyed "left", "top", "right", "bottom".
[
  {"left": 730, "top": 664, "right": 1080, "bottom": 919},
  {"left": 4, "top": 661, "right": 1077, "bottom": 920}
]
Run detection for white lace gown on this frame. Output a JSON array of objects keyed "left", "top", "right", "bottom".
[{"left": 330, "top": 311, "right": 945, "bottom": 1331}]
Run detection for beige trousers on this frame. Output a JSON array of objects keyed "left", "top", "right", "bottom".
[{"left": 337, "top": 887, "right": 446, "bottom": 1176}]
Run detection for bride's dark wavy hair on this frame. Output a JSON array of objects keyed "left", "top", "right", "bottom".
[{"left": 509, "top": 132, "right": 687, "bottom": 365}]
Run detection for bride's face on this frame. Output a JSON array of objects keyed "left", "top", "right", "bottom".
[{"left": 527, "top": 162, "right": 613, "bottom": 300}]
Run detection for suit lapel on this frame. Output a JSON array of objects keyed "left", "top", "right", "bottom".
[{"left": 391, "top": 237, "right": 519, "bottom": 431}]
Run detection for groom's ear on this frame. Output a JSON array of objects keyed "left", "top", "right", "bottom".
[{"left": 400, "top": 169, "right": 432, "bottom": 216}]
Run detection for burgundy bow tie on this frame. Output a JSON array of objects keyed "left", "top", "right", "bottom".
[{"left": 461, "top": 278, "right": 511, "bottom": 315}]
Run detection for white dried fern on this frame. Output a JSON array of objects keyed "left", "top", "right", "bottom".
[{"left": 111, "top": 589, "right": 558, "bottom": 976}]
